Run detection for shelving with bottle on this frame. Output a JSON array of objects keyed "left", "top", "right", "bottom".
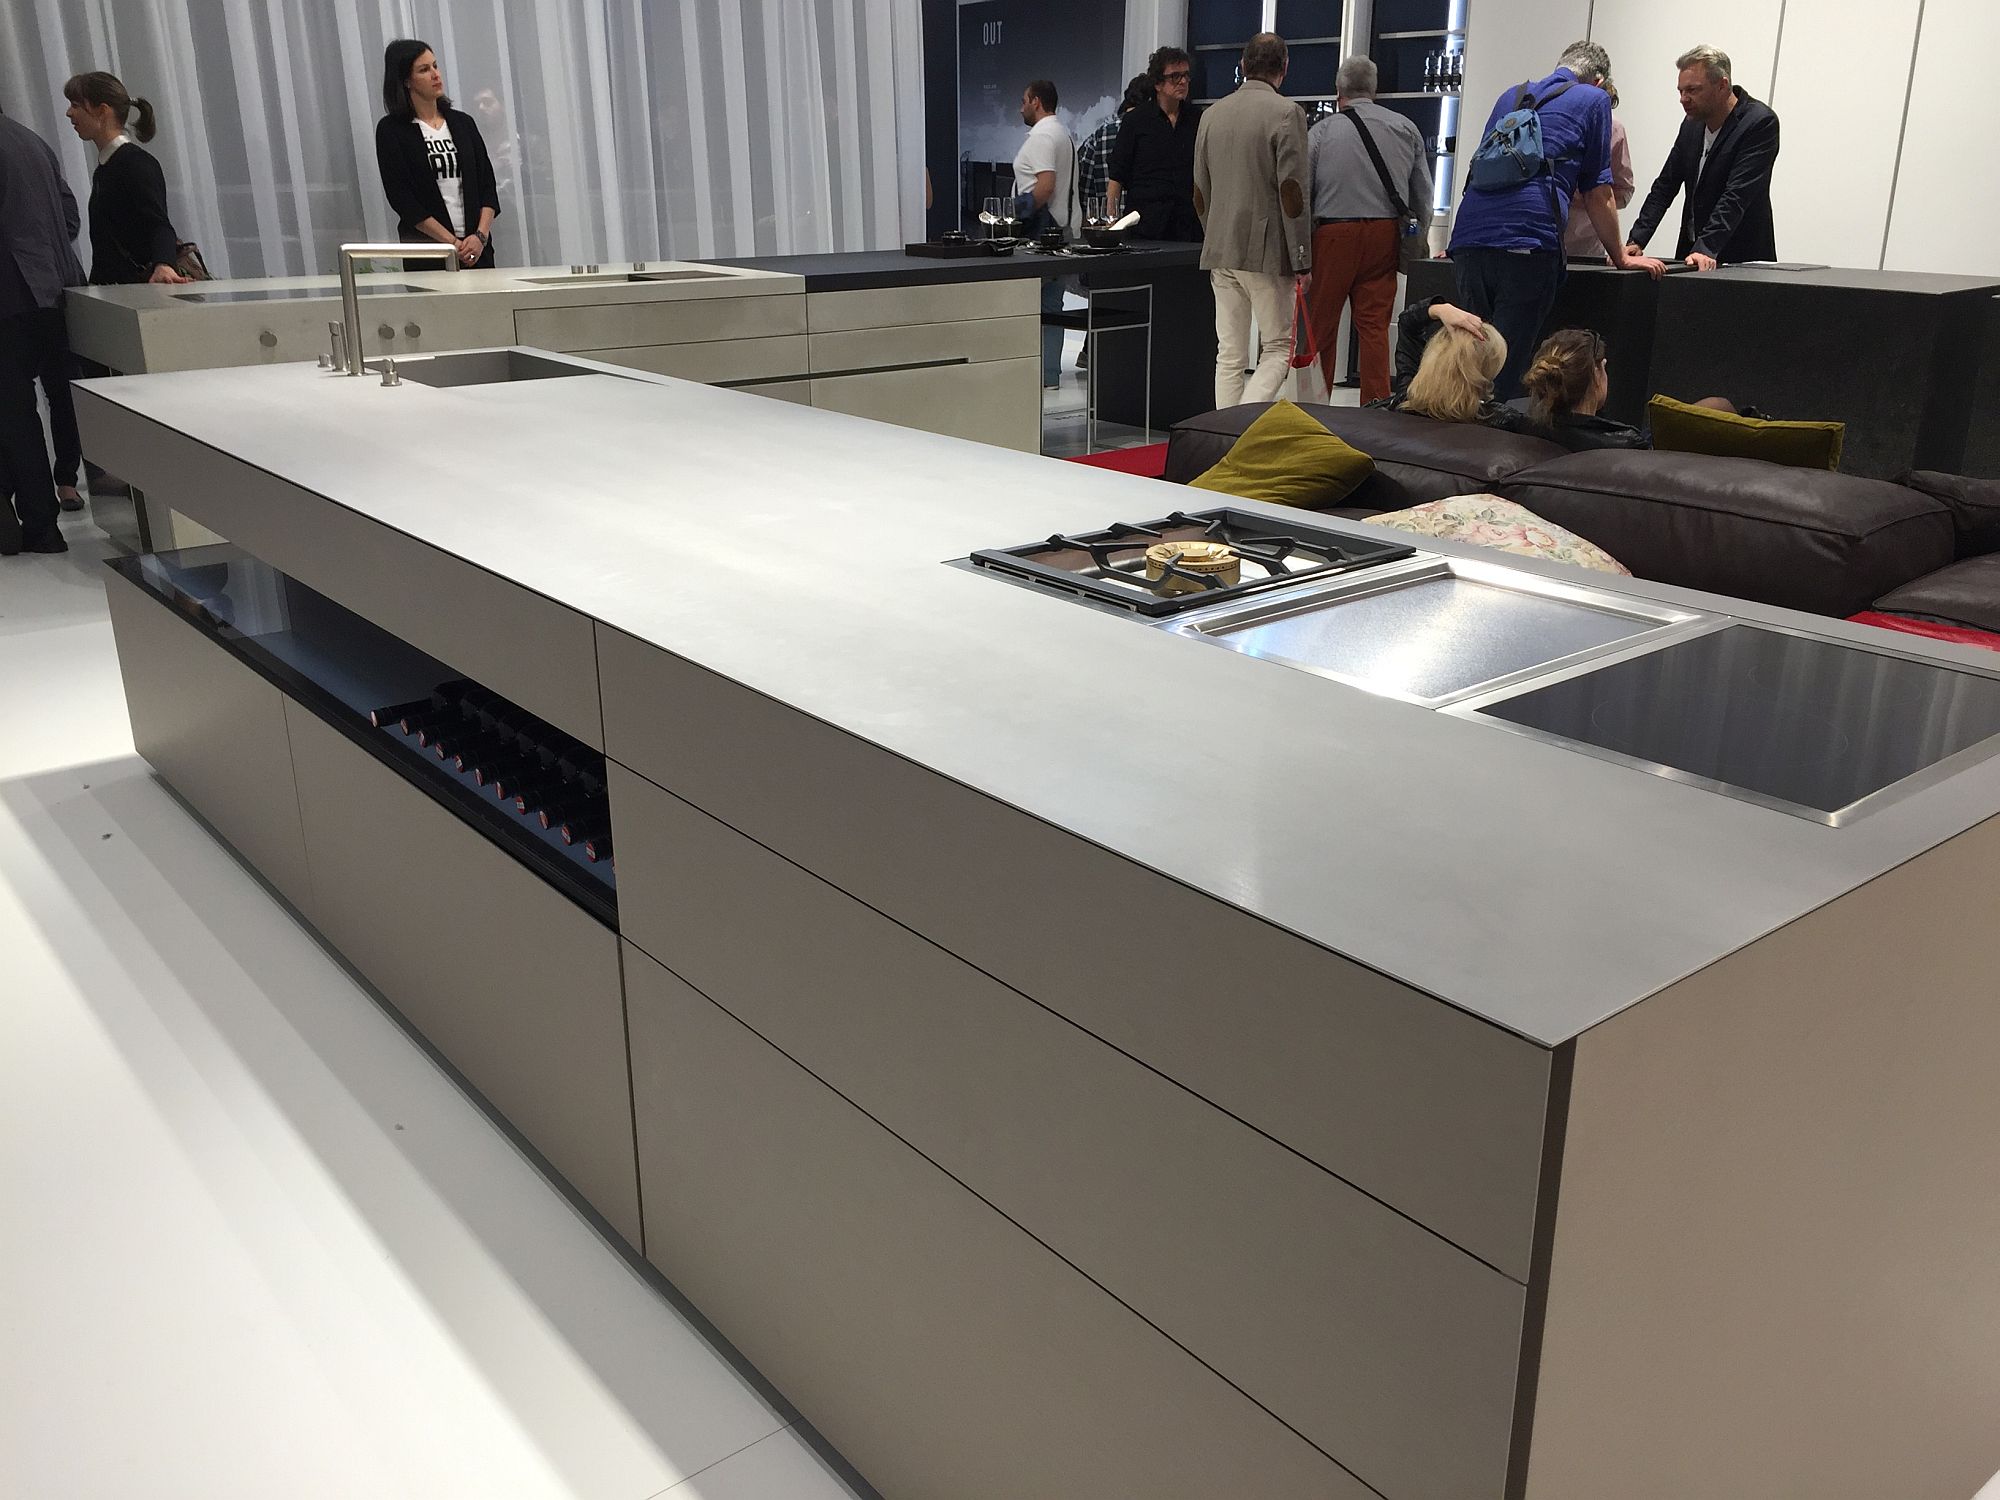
[
  {"left": 1368, "top": 0, "right": 1469, "bottom": 209},
  {"left": 113, "top": 543, "right": 619, "bottom": 924},
  {"left": 1187, "top": 0, "right": 1342, "bottom": 106}
]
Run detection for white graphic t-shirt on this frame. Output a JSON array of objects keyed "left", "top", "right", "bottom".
[{"left": 418, "top": 117, "right": 465, "bottom": 235}]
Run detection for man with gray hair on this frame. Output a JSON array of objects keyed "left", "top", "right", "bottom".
[
  {"left": 1625, "top": 44, "right": 1780, "bottom": 269},
  {"left": 1302, "top": 56, "right": 1434, "bottom": 402},
  {"left": 1448, "top": 40, "right": 1661, "bottom": 400}
]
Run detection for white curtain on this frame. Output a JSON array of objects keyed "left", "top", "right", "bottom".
[{"left": 0, "top": 0, "right": 927, "bottom": 278}]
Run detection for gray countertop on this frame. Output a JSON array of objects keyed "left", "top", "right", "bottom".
[
  {"left": 708, "top": 241, "right": 1204, "bottom": 290},
  {"left": 66, "top": 259, "right": 800, "bottom": 314},
  {"left": 78, "top": 355, "right": 2000, "bottom": 1046}
]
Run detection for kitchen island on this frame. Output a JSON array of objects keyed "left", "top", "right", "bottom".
[
  {"left": 713, "top": 240, "right": 1216, "bottom": 432},
  {"left": 75, "top": 351, "right": 2000, "bottom": 1500}
]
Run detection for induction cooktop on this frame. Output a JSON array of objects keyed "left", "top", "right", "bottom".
[{"left": 1459, "top": 623, "right": 2000, "bottom": 824}]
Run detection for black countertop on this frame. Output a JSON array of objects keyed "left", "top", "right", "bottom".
[
  {"left": 707, "top": 240, "right": 1204, "bottom": 292},
  {"left": 1426, "top": 257, "right": 2000, "bottom": 297}
]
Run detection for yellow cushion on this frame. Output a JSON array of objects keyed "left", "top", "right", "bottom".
[
  {"left": 1647, "top": 394, "right": 1845, "bottom": 471},
  {"left": 1188, "top": 400, "right": 1375, "bottom": 508}
]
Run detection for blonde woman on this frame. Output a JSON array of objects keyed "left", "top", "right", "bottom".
[{"left": 1379, "top": 302, "right": 1526, "bottom": 430}]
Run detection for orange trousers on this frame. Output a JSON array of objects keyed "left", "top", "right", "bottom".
[{"left": 1306, "top": 219, "right": 1400, "bottom": 404}]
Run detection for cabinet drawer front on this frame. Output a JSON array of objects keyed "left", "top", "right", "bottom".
[
  {"left": 808, "top": 315, "right": 1039, "bottom": 372},
  {"left": 613, "top": 768, "right": 1524, "bottom": 1496},
  {"left": 596, "top": 628, "right": 1552, "bottom": 1279},
  {"left": 77, "top": 392, "right": 602, "bottom": 748},
  {"left": 576, "top": 335, "right": 808, "bottom": 385},
  {"left": 514, "top": 294, "right": 804, "bottom": 352},
  {"left": 106, "top": 567, "right": 312, "bottom": 913},
  {"left": 811, "top": 357, "right": 1039, "bottom": 451},
  {"left": 806, "top": 278, "right": 1037, "bottom": 331},
  {"left": 287, "top": 706, "right": 638, "bottom": 1244},
  {"left": 625, "top": 944, "right": 1366, "bottom": 1500}
]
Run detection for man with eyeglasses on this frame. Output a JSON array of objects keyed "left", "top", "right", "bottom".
[{"left": 1107, "top": 46, "right": 1204, "bottom": 241}]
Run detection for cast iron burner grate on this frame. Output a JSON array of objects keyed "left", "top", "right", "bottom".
[{"left": 968, "top": 507, "right": 1416, "bottom": 617}]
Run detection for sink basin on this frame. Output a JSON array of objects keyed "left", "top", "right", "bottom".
[
  {"left": 516, "top": 269, "right": 739, "bottom": 286},
  {"left": 394, "top": 350, "right": 592, "bottom": 388},
  {"left": 1166, "top": 556, "right": 1701, "bottom": 707},
  {"left": 1455, "top": 622, "right": 2000, "bottom": 824}
]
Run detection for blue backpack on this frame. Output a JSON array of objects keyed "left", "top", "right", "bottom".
[{"left": 1466, "top": 79, "right": 1576, "bottom": 191}]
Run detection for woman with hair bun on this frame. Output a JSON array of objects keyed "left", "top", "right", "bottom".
[
  {"left": 1510, "top": 328, "right": 1736, "bottom": 450},
  {"left": 63, "top": 71, "right": 189, "bottom": 285},
  {"left": 1514, "top": 328, "right": 1647, "bottom": 450}
]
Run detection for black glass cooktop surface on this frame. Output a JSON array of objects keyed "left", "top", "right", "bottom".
[{"left": 1472, "top": 624, "right": 2000, "bottom": 821}]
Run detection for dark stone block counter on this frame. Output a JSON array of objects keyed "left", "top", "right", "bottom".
[{"left": 1410, "top": 259, "right": 2000, "bottom": 479}]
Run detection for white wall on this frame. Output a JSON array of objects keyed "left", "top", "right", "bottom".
[
  {"left": 1767, "top": 0, "right": 1922, "bottom": 269},
  {"left": 1883, "top": 0, "right": 2000, "bottom": 274},
  {"left": 1446, "top": 0, "right": 1998, "bottom": 274}
]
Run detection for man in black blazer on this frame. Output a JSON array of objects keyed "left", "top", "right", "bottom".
[{"left": 1624, "top": 44, "right": 1780, "bottom": 270}]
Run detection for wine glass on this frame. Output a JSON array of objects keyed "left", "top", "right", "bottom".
[{"left": 983, "top": 196, "right": 1002, "bottom": 238}]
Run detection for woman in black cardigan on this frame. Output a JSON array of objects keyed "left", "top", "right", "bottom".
[
  {"left": 62, "top": 72, "right": 188, "bottom": 285},
  {"left": 375, "top": 40, "right": 501, "bottom": 268}
]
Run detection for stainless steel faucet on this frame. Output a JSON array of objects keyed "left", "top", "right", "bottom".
[{"left": 335, "top": 242, "right": 458, "bottom": 375}]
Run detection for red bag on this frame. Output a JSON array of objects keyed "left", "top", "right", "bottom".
[{"left": 1289, "top": 275, "right": 1317, "bottom": 369}]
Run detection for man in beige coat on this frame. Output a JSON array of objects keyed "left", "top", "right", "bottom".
[{"left": 1192, "top": 33, "right": 1312, "bottom": 408}]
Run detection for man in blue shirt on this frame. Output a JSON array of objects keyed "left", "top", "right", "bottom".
[{"left": 1450, "top": 41, "right": 1663, "bottom": 398}]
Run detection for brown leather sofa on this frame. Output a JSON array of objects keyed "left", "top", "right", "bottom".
[{"left": 1165, "top": 403, "right": 1998, "bottom": 626}]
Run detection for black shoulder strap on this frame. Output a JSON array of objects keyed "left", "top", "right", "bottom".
[{"left": 1342, "top": 108, "right": 1411, "bottom": 219}]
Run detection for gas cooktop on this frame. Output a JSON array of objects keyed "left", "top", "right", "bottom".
[{"left": 967, "top": 507, "right": 1416, "bottom": 618}]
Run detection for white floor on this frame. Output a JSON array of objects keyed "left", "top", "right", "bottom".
[{"left": 0, "top": 509, "right": 863, "bottom": 1499}]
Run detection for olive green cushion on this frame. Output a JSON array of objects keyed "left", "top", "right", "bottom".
[
  {"left": 1647, "top": 393, "right": 1846, "bottom": 472},
  {"left": 1188, "top": 399, "right": 1375, "bottom": 508}
]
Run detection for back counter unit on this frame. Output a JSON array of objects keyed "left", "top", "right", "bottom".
[
  {"left": 75, "top": 355, "right": 2000, "bottom": 1500},
  {"left": 711, "top": 241, "right": 1217, "bottom": 434},
  {"left": 64, "top": 250, "right": 1044, "bottom": 551}
]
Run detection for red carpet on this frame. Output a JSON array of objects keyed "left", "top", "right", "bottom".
[
  {"left": 1060, "top": 442, "right": 1169, "bottom": 479},
  {"left": 1848, "top": 611, "right": 2000, "bottom": 652}
]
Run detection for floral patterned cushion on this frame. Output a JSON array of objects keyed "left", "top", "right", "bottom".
[{"left": 1362, "top": 494, "right": 1631, "bottom": 576}]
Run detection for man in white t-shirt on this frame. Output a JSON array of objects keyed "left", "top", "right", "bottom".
[{"left": 1013, "top": 79, "right": 1077, "bottom": 388}]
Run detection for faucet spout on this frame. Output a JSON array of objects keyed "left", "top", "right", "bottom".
[{"left": 336, "top": 242, "right": 459, "bottom": 376}]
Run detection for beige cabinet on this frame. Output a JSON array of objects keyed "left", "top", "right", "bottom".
[
  {"left": 286, "top": 707, "right": 640, "bottom": 1246},
  {"left": 104, "top": 567, "right": 313, "bottom": 914},
  {"left": 804, "top": 279, "right": 1043, "bottom": 452},
  {"left": 623, "top": 943, "right": 1363, "bottom": 1500},
  {"left": 610, "top": 764, "right": 1525, "bottom": 1498}
]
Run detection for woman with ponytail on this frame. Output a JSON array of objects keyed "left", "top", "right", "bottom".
[
  {"left": 1512, "top": 329, "right": 1648, "bottom": 451},
  {"left": 1510, "top": 329, "right": 1737, "bottom": 450},
  {"left": 62, "top": 71, "right": 189, "bottom": 285}
]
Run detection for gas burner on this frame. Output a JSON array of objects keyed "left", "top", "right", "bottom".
[{"left": 966, "top": 506, "right": 1416, "bottom": 617}]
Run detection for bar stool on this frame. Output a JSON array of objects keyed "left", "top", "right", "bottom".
[{"left": 1039, "top": 281, "right": 1153, "bottom": 455}]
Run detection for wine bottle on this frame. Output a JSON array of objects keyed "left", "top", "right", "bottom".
[
  {"left": 559, "top": 813, "right": 609, "bottom": 848},
  {"left": 369, "top": 697, "right": 433, "bottom": 729},
  {"left": 1422, "top": 54, "right": 1436, "bottom": 93},
  {"left": 582, "top": 832, "right": 614, "bottom": 864},
  {"left": 538, "top": 792, "right": 599, "bottom": 831},
  {"left": 496, "top": 764, "right": 562, "bottom": 803}
]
